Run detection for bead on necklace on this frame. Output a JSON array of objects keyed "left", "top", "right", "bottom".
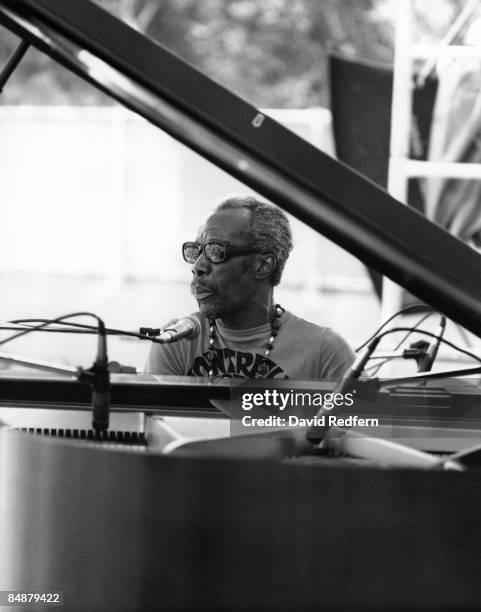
[{"left": 207, "top": 304, "right": 284, "bottom": 378}]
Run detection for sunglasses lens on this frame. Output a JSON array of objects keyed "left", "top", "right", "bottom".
[
  {"left": 183, "top": 243, "right": 201, "bottom": 263},
  {"left": 205, "top": 242, "right": 226, "bottom": 263}
]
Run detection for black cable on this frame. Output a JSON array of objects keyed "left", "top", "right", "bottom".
[
  {"left": 0, "top": 312, "right": 103, "bottom": 348},
  {"left": 0, "top": 324, "right": 97, "bottom": 335},
  {"left": 355, "top": 304, "right": 434, "bottom": 352},
  {"left": 11, "top": 318, "right": 98, "bottom": 330},
  {"left": 374, "top": 326, "right": 481, "bottom": 365},
  {"left": 365, "top": 312, "right": 433, "bottom": 376},
  {"left": 8, "top": 318, "right": 149, "bottom": 340}
]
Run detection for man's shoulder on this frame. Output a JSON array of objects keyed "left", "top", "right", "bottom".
[
  {"left": 282, "top": 310, "right": 334, "bottom": 339},
  {"left": 282, "top": 310, "right": 353, "bottom": 354}
]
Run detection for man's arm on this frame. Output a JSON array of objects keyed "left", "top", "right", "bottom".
[
  {"left": 319, "top": 327, "right": 356, "bottom": 380},
  {"left": 144, "top": 342, "right": 186, "bottom": 375}
]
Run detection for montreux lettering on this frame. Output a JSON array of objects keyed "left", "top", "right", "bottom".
[{"left": 187, "top": 348, "right": 288, "bottom": 378}]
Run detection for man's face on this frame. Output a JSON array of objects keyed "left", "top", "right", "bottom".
[{"left": 190, "top": 208, "right": 259, "bottom": 321}]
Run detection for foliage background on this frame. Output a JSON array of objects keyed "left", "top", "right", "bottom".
[{"left": 0, "top": 0, "right": 465, "bottom": 108}]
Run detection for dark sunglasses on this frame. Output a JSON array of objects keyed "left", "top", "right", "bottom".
[{"left": 182, "top": 240, "right": 257, "bottom": 264}]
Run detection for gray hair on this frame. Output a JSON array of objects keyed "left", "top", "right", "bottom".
[{"left": 214, "top": 196, "right": 293, "bottom": 286}]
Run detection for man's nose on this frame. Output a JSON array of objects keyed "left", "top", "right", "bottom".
[{"left": 192, "top": 251, "right": 210, "bottom": 277}]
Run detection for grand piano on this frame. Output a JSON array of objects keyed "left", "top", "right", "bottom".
[{"left": 2, "top": 1, "right": 481, "bottom": 610}]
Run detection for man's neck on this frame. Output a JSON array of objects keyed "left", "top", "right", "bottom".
[{"left": 218, "top": 299, "right": 276, "bottom": 330}]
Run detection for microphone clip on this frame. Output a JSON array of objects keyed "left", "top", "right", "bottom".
[
  {"left": 90, "top": 357, "right": 110, "bottom": 433},
  {"left": 404, "top": 340, "right": 430, "bottom": 366},
  {"left": 138, "top": 327, "right": 161, "bottom": 338}
]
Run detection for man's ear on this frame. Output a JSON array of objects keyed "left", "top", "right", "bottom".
[{"left": 253, "top": 253, "right": 276, "bottom": 280}]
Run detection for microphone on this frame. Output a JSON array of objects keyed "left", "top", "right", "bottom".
[
  {"left": 306, "top": 335, "right": 381, "bottom": 444},
  {"left": 150, "top": 315, "right": 201, "bottom": 344},
  {"left": 332, "top": 335, "right": 382, "bottom": 394},
  {"left": 91, "top": 320, "right": 110, "bottom": 432},
  {"left": 417, "top": 315, "right": 446, "bottom": 373}
]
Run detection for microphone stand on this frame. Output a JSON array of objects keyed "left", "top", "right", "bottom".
[
  {"left": 90, "top": 320, "right": 110, "bottom": 432},
  {"left": 417, "top": 315, "right": 446, "bottom": 376},
  {"left": 0, "top": 343, "right": 110, "bottom": 433}
]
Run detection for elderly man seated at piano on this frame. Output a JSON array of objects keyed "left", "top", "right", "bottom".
[{"left": 145, "top": 196, "right": 354, "bottom": 379}]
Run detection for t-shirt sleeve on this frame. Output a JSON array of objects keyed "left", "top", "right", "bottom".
[
  {"left": 144, "top": 342, "right": 186, "bottom": 375},
  {"left": 319, "top": 327, "right": 355, "bottom": 380}
]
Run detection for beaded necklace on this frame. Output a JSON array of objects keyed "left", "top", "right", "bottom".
[{"left": 206, "top": 304, "right": 285, "bottom": 378}]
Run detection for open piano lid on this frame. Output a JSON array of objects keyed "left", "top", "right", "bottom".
[{"left": 1, "top": 0, "right": 481, "bottom": 336}]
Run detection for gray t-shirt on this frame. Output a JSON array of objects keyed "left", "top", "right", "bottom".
[{"left": 145, "top": 310, "right": 354, "bottom": 380}]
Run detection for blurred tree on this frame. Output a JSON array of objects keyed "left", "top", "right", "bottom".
[
  {"left": 0, "top": 0, "right": 469, "bottom": 107},
  {"left": 109, "top": 0, "right": 394, "bottom": 107}
]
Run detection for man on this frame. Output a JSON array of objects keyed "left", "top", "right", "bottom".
[{"left": 146, "top": 196, "right": 354, "bottom": 379}]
